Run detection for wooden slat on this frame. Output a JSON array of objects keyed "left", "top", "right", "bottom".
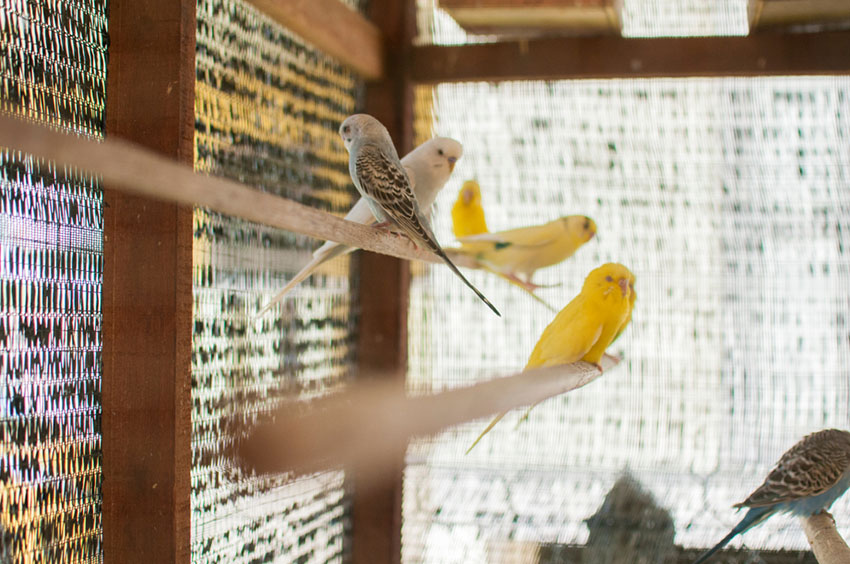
[
  {"left": 102, "top": 1, "right": 195, "bottom": 563},
  {"left": 348, "top": 0, "right": 416, "bottom": 562},
  {"left": 410, "top": 31, "right": 850, "bottom": 84},
  {"left": 439, "top": 0, "right": 622, "bottom": 36},
  {"left": 244, "top": 0, "right": 383, "bottom": 80},
  {"left": 240, "top": 356, "right": 619, "bottom": 489},
  {"left": 0, "top": 114, "right": 480, "bottom": 271},
  {"left": 750, "top": 0, "right": 850, "bottom": 29}
]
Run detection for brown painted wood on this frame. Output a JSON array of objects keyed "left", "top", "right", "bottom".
[
  {"left": 244, "top": 0, "right": 384, "bottom": 79},
  {"left": 102, "top": 1, "right": 195, "bottom": 563},
  {"left": 349, "top": 0, "right": 416, "bottom": 562},
  {"left": 410, "top": 31, "right": 850, "bottom": 84},
  {"left": 750, "top": 0, "right": 850, "bottom": 29},
  {"left": 439, "top": 0, "right": 622, "bottom": 35}
]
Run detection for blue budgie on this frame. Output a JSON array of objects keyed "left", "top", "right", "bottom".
[{"left": 694, "top": 428, "right": 850, "bottom": 564}]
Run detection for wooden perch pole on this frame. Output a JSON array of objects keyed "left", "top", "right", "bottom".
[
  {"left": 0, "top": 114, "right": 477, "bottom": 268},
  {"left": 238, "top": 354, "right": 619, "bottom": 488},
  {"left": 802, "top": 512, "right": 850, "bottom": 564}
]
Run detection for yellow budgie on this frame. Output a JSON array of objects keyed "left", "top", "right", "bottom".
[
  {"left": 451, "top": 180, "right": 489, "bottom": 238},
  {"left": 466, "top": 263, "right": 635, "bottom": 454},
  {"left": 455, "top": 216, "right": 596, "bottom": 292}
]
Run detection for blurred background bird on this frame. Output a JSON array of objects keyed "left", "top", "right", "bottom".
[
  {"left": 258, "top": 136, "right": 463, "bottom": 315},
  {"left": 340, "top": 113, "right": 500, "bottom": 316},
  {"left": 454, "top": 216, "right": 597, "bottom": 292},
  {"left": 466, "top": 262, "right": 635, "bottom": 453},
  {"left": 451, "top": 180, "right": 489, "bottom": 238},
  {"left": 693, "top": 428, "right": 850, "bottom": 564}
]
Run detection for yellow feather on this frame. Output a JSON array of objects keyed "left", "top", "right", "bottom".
[
  {"left": 451, "top": 180, "right": 489, "bottom": 238},
  {"left": 466, "top": 263, "right": 635, "bottom": 454},
  {"left": 457, "top": 215, "right": 596, "bottom": 282}
]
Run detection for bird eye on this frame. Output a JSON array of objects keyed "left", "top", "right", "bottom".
[
  {"left": 605, "top": 276, "right": 613, "bottom": 282},
  {"left": 342, "top": 125, "right": 350, "bottom": 133},
  {"left": 438, "top": 149, "right": 444, "bottom": 156}
]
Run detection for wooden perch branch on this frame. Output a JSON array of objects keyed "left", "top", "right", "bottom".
[
  {"left": 802, "top": 512, "right": 850, "bottom": 564},
  {"left": 237, "top": 354, "right": 619, "bottom": 487},
  {"left": 0, "top": 114, "right": 479, "bottom": 268}
]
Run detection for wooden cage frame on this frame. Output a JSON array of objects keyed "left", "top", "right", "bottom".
[{"left": 2, "top": 0, "right": 850, "bottom": 562}]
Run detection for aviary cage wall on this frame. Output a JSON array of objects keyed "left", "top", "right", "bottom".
[{"left": 1, "top": 0, "right": 850, "bottom": 563}]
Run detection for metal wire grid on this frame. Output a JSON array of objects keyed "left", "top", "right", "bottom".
[
  {"left": 404, "top": 77, "right": 850, "bottom": 563},
  {"left": 192, "top": 0, "right": 364, "bottom": 562},
  {"left": 0, "top": 0, "right": 106, "bottom": 562}
]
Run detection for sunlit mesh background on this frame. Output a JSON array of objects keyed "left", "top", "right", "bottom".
[
  {"left": 191, "top": 0, "right": 364, "bottom": 562},
  {"left": 0, "top": 1, "right": 106, "bottom": 562},
  {"left": 405, "top": 2, "right": 850, "bottom": 563}
]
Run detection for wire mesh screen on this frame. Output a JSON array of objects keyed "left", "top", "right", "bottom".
[
  {"left": 0, "top": 1, "right": 106, "bottom": 562},
  {"left": 192, "top": 0, "right": 364, "bottom": 561},
  {"left": 405, "top": 77, "right": 850, "bottom": 563}
]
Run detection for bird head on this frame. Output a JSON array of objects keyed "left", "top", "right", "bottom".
[
  {"left": 584, "top": 263, "right": 635, "bottom": 303},
  {"left": 560, "top": 215, "right": 597, "bottom": 242},
  {"left": 459, "top": 180, "right": 481, "bottom": 205},
  {"left": 339, "top": 114, "right": 391, "bottom": 153}
]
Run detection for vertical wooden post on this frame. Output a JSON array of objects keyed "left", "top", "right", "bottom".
[
  {"left": 102, "top": 1, "right": 195, "bottom": 563},
  {"left": 351, "top": 1, "right": 416, "bottom": 563}
]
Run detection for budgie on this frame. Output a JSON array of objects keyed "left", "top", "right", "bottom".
[
  {"left": 258, "top": 136, "right": 462, "bottom": 315},
  {"left": 693, "top": 428, "right": 850, "bottom": 564},
  {"left": 466, "top": 263, "right": 635, "bottom": 453},
  {"left": 340, "top": 113, "right": 499, "bottom": 316},
  {"left": 451, "top": 179, "right": 488, "bottom": 238},
  {"left": 454, "top": 215, "right": 596, "bottom": 292}
]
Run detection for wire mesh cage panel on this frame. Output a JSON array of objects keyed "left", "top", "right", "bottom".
[
  {"left": 191, "top": 0, "right": 364, "bottom": 562},
  {"left": 0, "top": 1, "right": 107, "bottom": 562},
  {"left": 405, "top": 76, "right": 850, "bottom": 563}
]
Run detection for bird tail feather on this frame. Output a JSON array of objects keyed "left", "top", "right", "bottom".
[
  {"left": 466, "top": 411, "right": 507, "bottom": 455},
  {"left": 692, "top": 506, "right": 775, "bottom": 564},
  {"left": 256, "top": 243, "right": 352, "bottom": 316},
  {"left": 432, "top": 245, "right": 501, "bottom": 317}
]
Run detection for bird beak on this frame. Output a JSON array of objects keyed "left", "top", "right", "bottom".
[
  {"left": 462, "top": 189, "right": 473, "bottom": 204},
  {"left": 618, "top": 278, "right": 629, "bottom": 297},
  {"left": 448, "top": 156, "right": 457, "bottom": 172}
]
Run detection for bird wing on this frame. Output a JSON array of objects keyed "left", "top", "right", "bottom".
[
  {"left": 738, "top": 432, "right": 850, "bottom": 508},
  {"left": 525, "top": 293, "right": 602, "bottom": 369},
  {"left": 355, "top": 144, "right": 436, "bottom": 246},
  {"left": 459, "top": 221, "right": 562, "bottom": 248}
]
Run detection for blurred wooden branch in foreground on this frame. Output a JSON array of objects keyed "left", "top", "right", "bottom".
[
  {"left": 802, "top": 511, "right": 850, "bottom": 564},
  {"left": 0, "top": 114, "right": 478, "bottom": 269},
  {"left": 237, "top": 354, "right": 620, "bottom": 487}
]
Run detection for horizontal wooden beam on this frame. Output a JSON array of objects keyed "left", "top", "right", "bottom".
[
  {"left": 0, "top": 115, "right": 480, "bottom": 269},
  {"left": 239, "top": 354, "right": 619, "bottom": 487},
  {"left": 245, "top": 0, "right": 383, "bottom": 80},
  {"left": 410, "top": 31, "right": 850, "bottom": 83}
]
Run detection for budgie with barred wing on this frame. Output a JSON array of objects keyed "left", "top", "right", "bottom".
[
  {"left": 339, "top": 113, "right": 500, "bottom": 316},
  {"left": 258, "top": 136, "right": 463, "bottom": 315},
  {"left": 693, "top": 428, "right": 850, "bottom": 564}
]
